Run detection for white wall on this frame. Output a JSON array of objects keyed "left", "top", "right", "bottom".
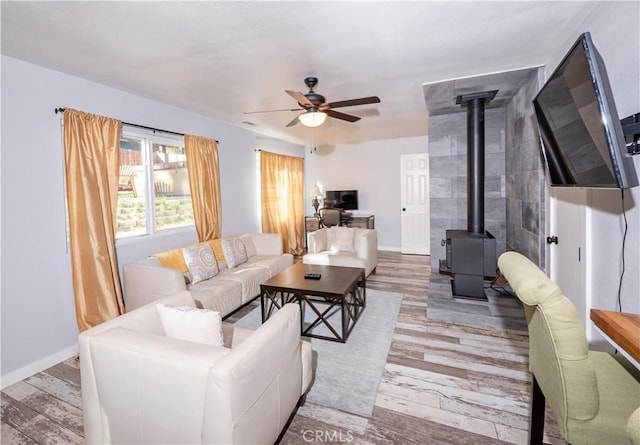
[
  {"left": 580, "top": 4, "right": 640, "bottom": 321},
  {"left": 0, "top": 56, "right": 303, "bottom": 386},
  {"left": 542, "top": 2, "right": 640, "bottom": 342},
  {"left": 305, "top": 136, "right": 428, "bottom": 250}
]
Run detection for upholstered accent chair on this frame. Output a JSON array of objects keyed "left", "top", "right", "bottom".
[
  {"left": 498, "top": 251, "right": 640, "bottom": 445},
  {"left": 629, "top": 407, "right": 640, "bottom": 445},
  {"left": 319, "top": 207, "right": 341, "bottom": 227},
  {"left": 304, "top": 226, "right": 377, "bottom": 276},
  {"left": 79, "top": 292, "right": 312, "bottom": 445}
]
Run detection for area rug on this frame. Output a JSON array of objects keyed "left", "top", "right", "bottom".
[{"left": 233, "top": 289, "right": 403, "bottom": 417}]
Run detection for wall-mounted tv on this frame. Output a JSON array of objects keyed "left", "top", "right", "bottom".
[
  {"left": 533, "top": 32, "right": 638, "bottom": 189},
  {"left": 325, "top": 190, "right": 359, "bottom": 210}
]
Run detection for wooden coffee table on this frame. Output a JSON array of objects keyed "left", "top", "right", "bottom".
[{"left": 260, "top": 263, "right": 366, "bottom": 343}]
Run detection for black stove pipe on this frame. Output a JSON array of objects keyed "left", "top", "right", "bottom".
[
  {"left": 456, "top": 90, "right": 497, "bottom": 235},
  {"left": 467, "top": 98, "right": 485, "bottom": 234}
]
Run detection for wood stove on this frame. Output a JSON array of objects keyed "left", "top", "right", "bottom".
[{"left": 439, "top": 90, "right": 498, "bottom": 300}]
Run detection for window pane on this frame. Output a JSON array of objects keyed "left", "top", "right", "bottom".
[
  {"left": 116, "top": 137, "right": 146, "bottom": 238},
  {"left": 152, "top": 143, "right": 194, "bottom": 231}
]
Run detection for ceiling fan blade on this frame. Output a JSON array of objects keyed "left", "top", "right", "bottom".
[
  {"left": 286, "top": 115, "right": 300, "bottom": 127},
  {"left": 324, "top": 96, "right": 381, "bottom": 109},
  {"left": 285, "top": 90, "right": 314, "bottom": 108},
  {"left": 243, "top": 107, "right": 302, "bottom": 115},
  {"left": 325, "top": 109, "right": 361, "bottom": 123}
]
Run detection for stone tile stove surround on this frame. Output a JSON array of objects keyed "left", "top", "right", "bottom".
[{"left": 424, "top": 67, "right": 547, "bottom": 297}]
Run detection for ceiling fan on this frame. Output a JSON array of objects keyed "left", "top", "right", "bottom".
[{"left": 244, "top": 77, "right": 381, "bottom": 128}]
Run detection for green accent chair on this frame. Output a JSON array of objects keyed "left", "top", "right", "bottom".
[
  {"left": 629, "top": 407, "right": 640, "bottom": 444},
  {"left": 498, "top": 251, "right": 640, "bottom": 445}
]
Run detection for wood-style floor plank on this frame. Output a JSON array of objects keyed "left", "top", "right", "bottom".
[{"left": 1, "top": 251, "right": 564, "bottom": 444}]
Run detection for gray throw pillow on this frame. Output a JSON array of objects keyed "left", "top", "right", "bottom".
[{"left": 182, "top": 243, "right": 219, "bottom": 284}]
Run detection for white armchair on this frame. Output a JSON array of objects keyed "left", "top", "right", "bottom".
[
  {"left": 79, "top": 292, "right": 313, "bottom": 444},
  {"left": 303, "top": 227, "right": 378, "bottom": 276}
]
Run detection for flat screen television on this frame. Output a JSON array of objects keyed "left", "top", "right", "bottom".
[
  {"left": 325, "top": 190, "right": 359, "bottom": 210},
  {"left": 533, "top": 32, "right": 638, "bottom": 189}
]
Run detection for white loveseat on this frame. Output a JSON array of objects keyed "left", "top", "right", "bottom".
[
  {"left": 79, "top": 292, "right": 313, "bottom": 445},
  {"left": 303, "top": 227, "right": 378, "bottom": 276},
  {"left": 123, "top": 233, "right": 293, "bottom": 315}
]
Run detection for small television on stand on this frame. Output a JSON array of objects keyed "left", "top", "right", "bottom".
[
  {"left": 533, "top": 32, "right": 638, "bottom": 189},
  {"left": 325, "top": 190, "right": 359, "bottom": 210}
]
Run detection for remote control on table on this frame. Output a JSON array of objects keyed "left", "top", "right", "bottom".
[{"left": 304, "top": 273, "right": 321, "bottom": 280}]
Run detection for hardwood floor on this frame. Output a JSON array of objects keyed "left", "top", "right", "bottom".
[{"left": 1, "top": 251, "right": 563, "bottom": 444}]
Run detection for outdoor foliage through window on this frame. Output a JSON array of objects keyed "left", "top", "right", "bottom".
[{"left": 116, "top": 132, "right": 194, "bottom": 238}]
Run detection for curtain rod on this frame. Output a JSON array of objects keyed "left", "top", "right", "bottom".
[
  {"left": 254, "top": 148, "right": 304, "bottom": 159},
  {"left": 54, "top": 108, "right": 219, "bottom": 143}
]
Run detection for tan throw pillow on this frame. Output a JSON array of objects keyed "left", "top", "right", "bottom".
[
  {"left": 153, "top": 248, "right": 189, "bottom": 272},
  {"left": 156, "top": 304, "right": 224, "bottom": 347},
  {"left": 221, "top": 237, "right": 248, "bottom": 268},
  {"left": 208, "top": 239, "right": 225, "bottom": 260},
  {"left": 182, "top": 243, "right": 219, "bottom": 285},
  {"left": 328, "top": 226, "right": 356, "bottom": 253}
]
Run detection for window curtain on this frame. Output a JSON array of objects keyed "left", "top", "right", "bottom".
[
  {"left": 260, "top": 151, "right": 304, "bottom": 255},
  {"left": 184, "top": 134, "right": 222, "bottom": 241},
  {"left": 63, "top": 109, "right": 124, "bottom": 331}
]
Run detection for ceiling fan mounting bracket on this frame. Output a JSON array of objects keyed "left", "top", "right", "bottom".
[
  {"left": 302, "top": 77, "right": 325, "bottom": 106},
  {"left": 304, "top": 77, "right": 318, "bottom": 91}
]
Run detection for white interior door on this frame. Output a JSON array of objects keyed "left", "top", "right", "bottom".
[
  {"left": 401, "top": 153, "right": 429, "bottom": 254},
  {"left": 549, "top": 187, "right": 589, "bottom": 337}
]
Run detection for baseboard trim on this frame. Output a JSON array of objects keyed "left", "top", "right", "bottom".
[
  {"left": 379, "top": 246, "right": 431, "bottom": 255},
  {"left": 1, "top": 344, "right": 78, "bottom": 390}
]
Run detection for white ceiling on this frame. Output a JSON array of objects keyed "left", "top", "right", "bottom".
[{"left": 1, "top": 1, "right": 599, "bottom": 146}]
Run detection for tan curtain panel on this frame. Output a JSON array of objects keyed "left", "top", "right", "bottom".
[
  {"left": 260, "top": 151, "right": 304, "bottom": 255},
  {"left": 184, "top": 134, "right": 222, "bottom": 241},
  {"left": 63, "top": 109, "right": 124, "bottom": 331}
]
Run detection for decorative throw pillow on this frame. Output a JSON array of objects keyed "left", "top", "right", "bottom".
[
  {"left": 327, "top": 226, "right": 356, "bottom": 253},
  {"left": 221, "top": 237, "right": 248, "bottom": 268},
  {"left": 239, "top": 234, "right": 257, "bottom": 258},
  {"left": 208, "top": 239, "right": 225, "bottom": 261},
  {"left": 156, "top": 304, "right": 224, "bottom": 347},
  {"left": 182, "top": 243, "right": 219, "bottom": 285},
  {"left": 153, "top": 248, "right": 189, "bottom": 272}
]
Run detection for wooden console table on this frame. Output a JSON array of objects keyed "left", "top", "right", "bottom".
[
  {"left": 348, "top": 214, "right": 375, "bottom": 229},
  {"left": 590, "top": 309, "right": 640, "bottom": 370},
  {"left": 304, "top": 216, "right": 321, "bottom": 249}
]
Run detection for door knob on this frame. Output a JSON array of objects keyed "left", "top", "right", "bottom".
[
  {"left": 546, "top": 236, "right": 558, "bottom": 244},
  {"left": 402, "top": 208, "right": 406, "bottom": 211}
]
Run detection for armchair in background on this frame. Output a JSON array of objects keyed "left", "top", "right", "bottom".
[
  {"left": 319, "top": 207, "right": 341, "bottom": 227},
  {"left": 304, "top": 226, "right": 377, "bottom": 276},
  {"left": 118, "top": 164, "right": 138, "bottom": 197}
]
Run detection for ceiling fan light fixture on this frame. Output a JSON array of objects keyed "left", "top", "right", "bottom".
[{"left": 299, "top": 111, "right": 327, "bottom": 128}]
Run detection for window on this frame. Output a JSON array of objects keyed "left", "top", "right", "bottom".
[{"left": 116, "top": 130, "right": 194, "bottom": 238}]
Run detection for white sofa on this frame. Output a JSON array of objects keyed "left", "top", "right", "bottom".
[
  {"left": 79, "top": 292, "right": 313, "bottom": 445},
  {"left": 303, "top": 227, "right": 378, "bottom": 276},
  {"left": 123, "top": 233, "right": 293, "bottom": 315}
]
